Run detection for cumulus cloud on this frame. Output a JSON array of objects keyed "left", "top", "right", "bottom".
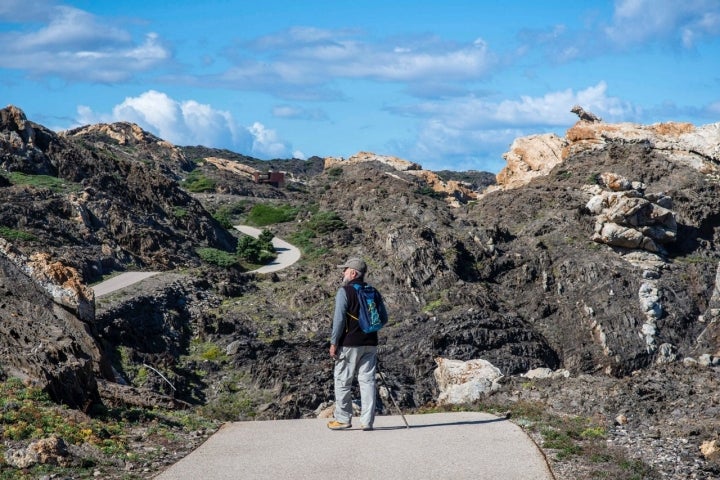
[
  {"left": 76, "top": 90, "right": 295, "bottom": 159},
  {"left": 0, "top": 5, "right": 169, "bottom": 82},
  {"left": 394, "top": 82, "right": 636, "bottom": 128},
  {"left": 248, "top": 122, "right": 291, "bottom": 158},
  {"left": 398, "top": 82, "right": 639, "bottom": 172}
]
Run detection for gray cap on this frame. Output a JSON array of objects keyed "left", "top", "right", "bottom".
[{"left": 337, "top": 257, "right": 367, "bottom": 274}]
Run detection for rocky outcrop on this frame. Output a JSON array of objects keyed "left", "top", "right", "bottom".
[
  {"left": 62, "top": 121, "right": 195, "bottom": 180},
  {"left": 492, "top": 133, "right": 567, "bottom": 190},
  {"left": 0, "top": 244, "right": 102, "bottom": 410},
  {"left": 585, "top": 172, "right": 677, "bottom": 253},
  {"left": 4, "top": 436, "right": 71, "bottom": 468},
  {"left": 492, "top": 120, "right": 720, "bottom": 191},
  {"left": 325, "top": 151, "right": 478, "bottom": 205},
  {"left": 324, "top": 151, "right": 422, "bottom": 171},
  {"left": 0, "top": 104, "right": 62, "bottom": 175},
  {"left": 0, "top": 239, "right": 94, "bottom": 322}
]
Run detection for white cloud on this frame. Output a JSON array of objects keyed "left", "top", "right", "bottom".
[
  {"left": 272, "top": 104, "right": 328, "bottom": 120},
  {"left": 0, "top": 5, "right": 169, "bottom": 82},
  {"left": 75, "top": 90, "right": 297, "bottom": 159},
  {"left": 605, "top": 0, "right": 720, "bottom": 48},
  {"left": 248, "top": 122, "right": 290, "bottom": 158},
  {"left": 399, "top": 82, "right": 639, "bottom": 172},
  {"left": 217, "top": 28, "right": 498, "bottom": 98}
]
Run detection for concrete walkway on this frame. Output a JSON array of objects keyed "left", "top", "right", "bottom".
[
  {"left": 92, "top": 271, "right": 160, "bottom": 298},
  {"left": 92, "top": 226, "right": 300, "bottom": 297},
  {"left": 153, "top": 412, "right": 554, "bottom": 480}
]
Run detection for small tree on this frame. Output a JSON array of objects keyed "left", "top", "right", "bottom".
[
  {"left": 237, "top": 236, "right": 262, "bottom": 263},
  {"left": 258, "top": 229, "right": 275, "bottom": 251}
]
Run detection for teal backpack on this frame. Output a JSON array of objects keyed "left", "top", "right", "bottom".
[{"left": 348, "top": 283, "right": 388, "bottom": 333}]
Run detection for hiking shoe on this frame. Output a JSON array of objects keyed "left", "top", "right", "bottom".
[
  {"left": 361, "top": 425, "right": 373, "bottom": 431},
  {"left": 327, "top": 420, "right": 352, "bottom": 430}
]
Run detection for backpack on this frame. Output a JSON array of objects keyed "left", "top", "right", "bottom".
[{"left": 348, "top": 283, "right": 388, "bottom": 333}]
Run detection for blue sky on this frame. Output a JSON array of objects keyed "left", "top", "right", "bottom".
[{"left": 2, "top": 1, "right": 719, "bottom": 173}]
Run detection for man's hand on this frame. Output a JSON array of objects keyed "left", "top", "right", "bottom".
[{"left": 329, "top": 344, "right": 337, "bottom": 359}]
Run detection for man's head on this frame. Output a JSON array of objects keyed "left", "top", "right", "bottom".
[{"left": 338, "top": 257, "right": 367, "bottom": 282}]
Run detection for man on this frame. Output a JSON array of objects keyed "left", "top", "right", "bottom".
[{"left": 327, "top": 257, "right": 383, "bottom": 431}]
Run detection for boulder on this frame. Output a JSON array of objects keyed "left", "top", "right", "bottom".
[{"left": 433, "top": 357, "right": 503, "bottom": 405}]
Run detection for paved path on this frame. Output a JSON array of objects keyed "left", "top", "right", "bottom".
[
  {"left": 234, "top": 225, "right": 301, "bottom": 273},
  {"left": 92, "top": 271, "right": 160, "bottom": 298},
  {"left": 153, "top": 412, "right": 554, "bottom": 480},
  {"left": 92, "top": 226, "right": 300, "bottom": 297}
]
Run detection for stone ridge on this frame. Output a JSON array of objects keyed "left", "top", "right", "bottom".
[
  {"left": 324, "top": 150, "right": 478, "bottom": 205},
  {"left": 491, "top": 120, "right": 720, "bottom": 191}
]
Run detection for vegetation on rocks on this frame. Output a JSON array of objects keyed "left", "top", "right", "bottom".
[{"left": 2, "top": 104, "right": 720, "bottom": 478}]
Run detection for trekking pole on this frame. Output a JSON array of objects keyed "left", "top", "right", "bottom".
[{"left": 376, "top": 358, "right": 410, "bottom": 429}]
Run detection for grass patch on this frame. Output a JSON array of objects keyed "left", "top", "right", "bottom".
[
  {"left": 246, "top": 203, "right": 299, "bottom": 226},
  {"left": 0, "top": 225, "right": 37, "bottom": 242},
  {"left": 0, "top": 376, "right": 222, "bottom": 479},
  {"left": 286, "top": 209, "right": 344, "bottom": 258},
  {"left": 422, "top": 299, "right": 444, "bottom": 313},
  {"left": 187, "top": 339, "right": 228, "bottom": 363},
  {"left": 5, "top": 172, "right": 81, "bottom": 193},
  {"left": 182, "top": 170, "right": 216, "bottom": 193},
  {"left": 212, "top": 201, "right": 249, "bottom": 229}
]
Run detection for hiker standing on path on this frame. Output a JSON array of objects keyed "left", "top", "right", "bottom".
[{"left": 328, "top": 257, "right": 385, "bottom": 431}]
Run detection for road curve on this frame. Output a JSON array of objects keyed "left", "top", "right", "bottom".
[
  {"left": 234, "top": 225, "right": 301, "bottom": 273},
  {"left": 93, "top": 226, "right": 300, "bottom": 297}
]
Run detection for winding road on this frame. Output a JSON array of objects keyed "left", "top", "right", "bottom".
[
  {"left": 92, "top": 225, "right": 301, "bottom": 297},
  {"left": 233, "top": 225, "right": 301, "bottom": 274}
]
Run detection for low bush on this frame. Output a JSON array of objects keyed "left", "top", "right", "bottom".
[
  {"left": 246, "top": 203, "right": 298, "bottom": 226},
  {"left": 197, "top": 247, "right": 238, "bottom": 267}
]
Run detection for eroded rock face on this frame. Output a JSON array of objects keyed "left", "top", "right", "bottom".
[
  {"left": 492, "top": 121, "right": 720, "bottom": 191},
  {"left": 0, "top": 247, "right": 102, "bottom": 410},
  {"left": 492, "top": 133, "right": 567, "bottom": 191},
  {"left": 324, "top": 151, "right": 478, "bottom": 205},
  {"left": 0, "top": 104, "right": 61, "bottom": 175},
  {"left": 585, "top": 173, "right": 677, "bottom": 253},
  {"left": 0, "top": 239, "right": 95, "bottom": 322}
]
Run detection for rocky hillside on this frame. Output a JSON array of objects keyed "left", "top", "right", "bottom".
[{"left": 2, "top": 104, "right": 720, "bottom": 478}]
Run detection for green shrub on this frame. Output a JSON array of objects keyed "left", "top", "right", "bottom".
[
  {"left": 6, "top": 172, "right": 80, "bottom": 193},
  {"left": 326, "top": 167, "right": 343, "bottom": 178},
  {"left": 414, "top": 186, "right": 446, "bottom": 199},
  {"left": 197, "top": 247, "right": 238, "bottom": 267},
  {"left": 0, "top": 226, "right": 37, "bottom": 242},
  {"left": 212, "top": 202, "right": 249, "bottom": 229},
  {"left": 306, "top": 211, "right": 345, "bottom": 233},
  {"left": 236, "top": 234, "right": 275, "bottom": 264},
  {"left": 246, "top": 203, "right": 298, "bottom": 226},
  {"left": 183, "top": 170, "right": 216, "bottom": 192}
]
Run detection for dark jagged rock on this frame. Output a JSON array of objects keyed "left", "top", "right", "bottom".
[{"left": 2, "top": 104, "right": 720, "bottom": 478}]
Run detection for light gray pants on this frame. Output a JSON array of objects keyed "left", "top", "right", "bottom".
[{"left": 333, "top": 345, "right": 377, "bottom": 427}]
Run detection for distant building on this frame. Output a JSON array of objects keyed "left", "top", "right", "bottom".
[{"left": 253, "top": 170, "right": 285, "bottom": 187}]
